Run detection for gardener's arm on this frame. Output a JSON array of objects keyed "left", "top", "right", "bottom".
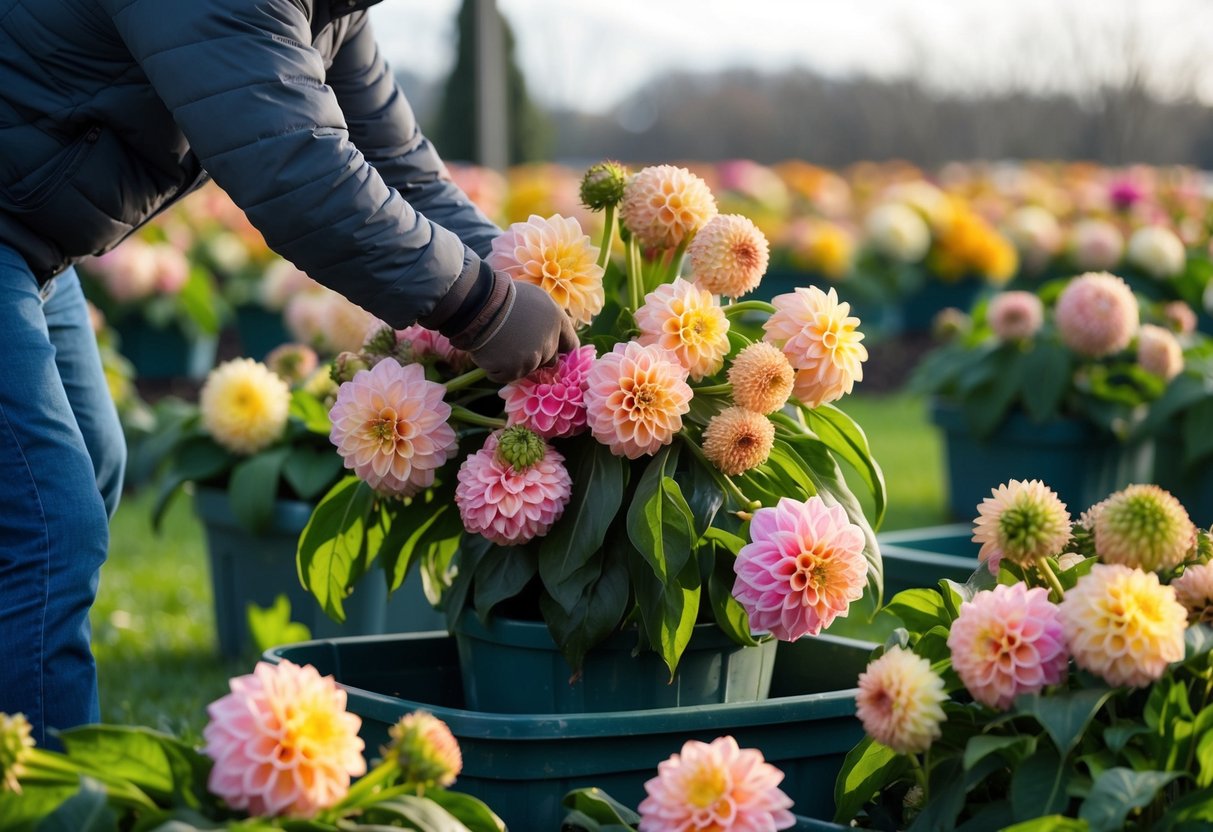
[
  {"left": 327, "top": 12, "right": 500, "bottom": 260},
  {"left": 104, "top": 0, "right": 572, "bottom": 380}
]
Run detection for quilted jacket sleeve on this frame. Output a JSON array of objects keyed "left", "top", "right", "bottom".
[
  {"left": 103, "top": 0, "right": 475, "bottom": 327},
  {"left": 329, "top": 12, "right": 501, "bottom": 260}
]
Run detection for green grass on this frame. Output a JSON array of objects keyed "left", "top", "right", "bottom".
[{"left": 93, "top": 391, "right": 946, "bottom": 732}]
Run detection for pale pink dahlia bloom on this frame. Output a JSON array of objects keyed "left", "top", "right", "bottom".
[
  {"left": 763, "top": 286, "right": 867, "bottom": 408},
  {"left": 1137, "top": 324, "right": 1184, "bottom": 382},
  {"left": 621, "top": 164, "right": 718, "bottom": 251},
  {"left": 1173, "top": 563, "right": 1213, "bottom": 624},
  {"left": 328, "top": 360, "right": 457, "bottom": 497},
  {"left": 987, "top": 291, "right": 1044, "bottom": 342},
  {"left": 500, "top": 345, "right": 595, "bottom": 439},
  {"left": 635, "top": 278, "right": 731, "bottom": 381},
  {"left": 687, "top": 213, "right": 771, "bottom": 298},
  {"left": 488, "top": 213, "right": 604, "bottom": 326},
  {"left": 732, "top": 496, "right": 867, "bottom": 641},
  {"left": 947, "top": 583, "right": 1068, "bottom": 710},
  {"left": 1054, "top": 272, "right": 1139, "bottom": 358},
  {"left": 203, "top": 661, "right": 366, "bottom": 818},
  {"left": 455, "top": 431, "right": 573, "bottom": 546},
  {"left": 638, "top": 736, "right": 795, "bottom": 832},
  {"left": 584, "top": 342, "right": 693, "bottom": 459},
  {"left": 1059, "top": 564, "right": 1187, "bottom": 688},
  {"left": 394, "top": 324, "right": 472, "bottom": 371},
  {"left": 91, "top": 239, "right": 159, "bottom": 302},
  {"left": 855, "top": 646, "right": 947, "bottom": 755},
  {"left": 972, "top": 479, "right": 1071, "bottom": 574},
  {"left": 1069, "top": 219, "right": 1124, "bottom": 272},
  {"left": 1163, "top": 301, "right": 1197, "bottom": 335}
]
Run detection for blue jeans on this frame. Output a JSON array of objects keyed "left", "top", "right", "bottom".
[{"left": 0, "top": 243, "right": 124, "bottom": 747}]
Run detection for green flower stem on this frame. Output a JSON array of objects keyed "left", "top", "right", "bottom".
[
  {"left": 724, "top": 300, "right": 777, "bottom": 318},
  {"left": 443, "top": 367, "right": 487, "bottom": 394},
  {"left": 329, "top": 759, "right": 397, "bottom": 813},
  {"left": 596, "top": 204, "right": 616, "bottom": 271},
  {"left": 692, "top": 382, "right": 732, "bottom": 396},
  {"left": 627, "top": 237, "right": 644, "bottom": 312},
  {"left": 911, "top": 751, "right": 930, "bottom": 802},
  {"left": 24, "top": 751, "right": 159, "bottom": 810},
  {"left": 664, "top": 235, "right": 691, "bottom": 284},
  {"left": 1035, "top": 556, "right": 1066, "bottom": 601},
  {"left": 449, "top": 405, "right": 506, "bottom": 429},
  {"left": 682, "top": 435, "right": 761, "bottom": 511}
]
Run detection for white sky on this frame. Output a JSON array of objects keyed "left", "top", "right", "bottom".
[{"left": 369, "top": 0, "right": 1213, "bottom": 111}]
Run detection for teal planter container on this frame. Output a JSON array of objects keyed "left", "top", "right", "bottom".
[
  {"left": 932, "top": 401, "right": 1152, "bottom": 522},
  {"left": 265, "top": 631, "right": 874, "bottom": 831},
  {"left": 453, "top": 612, "right": 778, "bottom": 714},
  {"left": 792, "top": 818, "right": 848, "bottom": 831},
  {"left": 383, "top": 585, "right": 446, "bottom": 634},
  {"left": 114, "top": 318, "right": 217, "bottom": 380},
  {"left": 194, "top": 488, "right": 388, "bottom": 658},
  {"left": 901, "top": 276, "right": 987, "bottom": 333},
  {"left": 879, "top": 524, "right": 980, "bottom": 592},
  {"left": 1153, "top": 434, "right": 1213, "bottom": 527},
  {"left": 234, "top": 305, "right": 291, "bottom": 361}
]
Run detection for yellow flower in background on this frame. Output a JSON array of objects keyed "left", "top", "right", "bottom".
[
  {"left": 200, "top": 359, "right": 291, "bottom": 455},
  {"left": 786, "top": 219, "right": 855, "bottom": 279}
]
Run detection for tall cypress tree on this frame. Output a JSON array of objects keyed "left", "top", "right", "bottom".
[{"left": 431, "top": 0, "right": 549, "bottom": 165}]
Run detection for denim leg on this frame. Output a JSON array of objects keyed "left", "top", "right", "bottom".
[{"left": 0, "top": 248, "right": 110, "bottom": 746}]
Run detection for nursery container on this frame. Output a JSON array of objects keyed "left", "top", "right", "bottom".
[
  {"left": 1152, "top": 433, "right": 1213, "bottom": 527},
  {"left": 901, "top": 276, "right": 987, "bottom": 333},
  {"left": 113, "top": 318, "right": 217, "bottom": 380},
  {"left": 266, "top": 630, "right": 874, "bottom": 831},
  {"left": 194, "top": 488, "right": 388, "bottom": 657},
  {"left": 233, "top": 305, "right": 291, "bottom": 361},
  {"left": 453, "top": 612, "right": 777, "bottom": 714},
  {"left": 932, "top": 401, "right": 1152, "bottom": 521},
  {"left": 879, "top": 524, "right": 981, "bottom": 592}
]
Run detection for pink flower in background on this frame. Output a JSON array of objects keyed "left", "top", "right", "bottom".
[
  {"left": 1162, "top": 301, "right": 1197, "bottom": 335},
  {"left": 764, "top": 285, "right": 867, "bottom": 408},
  {"left": 1055, "top": 272, "right": 1139, "bottom": 358},
  {"left": 203, "top": 661, "right": 365, "bottom": 818},
  {"left": 855, "top": 647, "right": 947, "bottom": 755},
  {"left": 500, "top": 345, "right": 595, "bottom": 438},
  {"left": 455, "top": 430, "right": 573, "bottom": 546},
  {"left": 150, "top": 244, "right": 190, "bottom": 294},
  {"left": 1108, "top": 178, "right": 1145, "bottom": 211},
  {"left": 638, "top": 736, "right": 795, "bottom": 832},
  {"left": 1137, "top": 324, "right": 1184, "bottom": 382},
  {"left": 90, "top": 240, "right": 158, "bottom": 302},
  {"left": 732, "top": 496, "right": 867, "bottom": 641},
  {"left": 1069, "top": 219, "right": 1124, "bottom": 272},
  {"left": 386, "top": 710, "right": 463, "bottom": 789},
  {"left": 987, "top": 291, "right": 1043, "bottom": 342},
  {"left": 261, "top": 260, "right": 320, "bottom": 311},
  {"left": 328, "top": 360, "right": 456, "bottom": 497},
  {"left": 635, "top": 278, "right": 731, "bottom": 381},
  {"left": 621, "top": 164, "right": 718, "bottom": 251},
  {"left": 947, "top": 584, "right": 1068, "bottom": 710},
  {"left": 264, "top": 343, "right": 319, "bottom": 386},
  {"left": 395, "top": 324, "right": 472, "bottom": 372},
  {"left": 446, "top": 163, "right": 508, "bottom": 220},
  {"left": 584, "top": 342, "right": 692, "bottom": 459},
  {"left": 1173, "top": 563, "right": 1213, "bottom": 625},
  {"left": 488, "top": 213, "right": 604, "bottom": 326}
]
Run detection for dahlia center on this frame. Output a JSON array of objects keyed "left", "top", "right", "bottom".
[
  {"left": 679, "top": 310, "right": 721, "bottom": 346},
  {"left": 997, "top": 502, "right": 1053, "bottom": 555},
  {"left": 685, "top": 763, "right": 729, "bottom": 809},
  {"left": 367, "top": 408, "right": 405, "bottom": 447},
  {"left": 731, "top": 240, "right": 758, "bottom": 268},
  {"left": 790, "top": 549, "right": 828, "bottom": 594}
]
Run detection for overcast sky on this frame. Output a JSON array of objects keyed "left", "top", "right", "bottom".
[{"left": 369, "top": 0, "right": 1213, "bottom": 111}]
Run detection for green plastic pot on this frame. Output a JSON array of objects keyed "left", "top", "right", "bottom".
[
  {"left": 233, "top": 305, "right": 291, "bottom": 361},
  {"left": 453, "top": 612, "right": 778, "bottom": 714},
  {"left": 265, "top": 631, "right": 874, "bottom": 831},
  {"left": 901, "top": 276, "right": 987, "bottom": 333},
  {"left": 113, "top": 318, "right": 217, "bottom": 380},
  {"left": 879, "top": 524, "right": 980, "bottom": 592},
  {"left": 932, "top": 401, "right": 1152, "bottom": 522},
  {"left": 792, "top": 818, "right": 849, "bottom": 831},
  {"left": 194, "top": 488, "right": 388, "bottom": 657},
  {"left": 1152, "top": 433, "right": 1213, "bottom": 527}
]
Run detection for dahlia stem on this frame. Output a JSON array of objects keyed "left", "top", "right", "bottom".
[
  {"left": 665, "top": 234, "right": 690, "bottom": 283},
  {"left": 449, "top": 405, "right": 506, "bottom": 429},
  {"left": 444, "top": 367, "right": 487, "bottom": 393},
  {"left": 331, "top": 759, "right": 397, "bottom": 813},
  {"left": 682, "top": 435, "right": 761, "bottom": 512},
  {"left": 724, "top": 300, "right": 777, "bottom": 318},
  {"left": 692, "top": 382, "right": 732, "bottom": 396},
  {"left": 597, "top": 204, "right": 616, "bottom": 271},
  {"left": 1035, "top": 556, "right": 1066, "bottom": 601},
  {"left": 909, "top": 752, "right": 930, "bottom": 801},
  {"left": 627, "top": 237, "right": 644, "bottom": 313}
]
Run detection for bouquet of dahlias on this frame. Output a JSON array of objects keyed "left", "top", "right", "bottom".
[
  {"left": 145, "top": 347, "right": 343, "bottom": 532},
  {"left": 913, "top": 272, "right": 1205, "bottom": 439},
  {"left": 834, "top": 478, "right": 1213, "bottom": 831},
  {"left": 0, "top": 660, "right": 504, "bottom": 830},
  {"left": 298, "top": 160, "right": 886, "bottom": 674}
]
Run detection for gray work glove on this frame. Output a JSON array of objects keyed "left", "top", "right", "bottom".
[{"left": 423, "top": 259, "right": 579, "bottom": 383}]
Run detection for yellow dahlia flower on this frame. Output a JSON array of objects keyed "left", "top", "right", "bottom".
[
  {"left": 634, "top": 278, "right": 731, "bottom": 381},
  {"left": 488, "top": 214, "right": 604, "bottom": 327},
  {"left": 855, "top": 647, "right": 947, "bottom": 755},
  {"left": 200, "top": 359, "right": 291, "bottom": 455},
  {"left": 763, "top": 286, "right": 867, "bottom": 408}
]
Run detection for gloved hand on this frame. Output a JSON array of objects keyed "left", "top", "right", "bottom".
[{"left": 423, "top": 259, "right": 578, "bottom": 383}]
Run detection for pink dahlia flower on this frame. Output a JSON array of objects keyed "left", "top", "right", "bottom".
[
  {"left": 394, "top": 324, "right": 472, "bottom": 372},
  {"left": 621, "top": 164, "right": 718, "bottom": 251},
  {"left": 328, "top": 360, "right": 457, "bottom": 497},
  {"left": 1069, "top": 219, "right": 1124, "bottom": 272},
  {"left": 635, "top": 278, "right": 731, "bottom": 381},
  {"left": 455, "top": 430, "right": 573, "bottom": 546},
  {"left": 947, "top": 583, "right": 1068, "bottom": 710},
  {"left": 1055, "top": 272, "right": 1139, "bottom": 358},
  {"left": 203, "top": 661, "right": 366, "bottom": 818},
  {"left": 584, "top": 342, "right": 692, "bottom": 459},
  {"left": 487, "top": 213, "right": 604, "bottom": 326},
  {"left": 856, "top": 647, "right": 947, "bottom": 755},
  {"left": 1137, "top": 324, "right": 1184, "bottom": 382},
  {"left": 763, "top": 285, "right": 867, "bottom": 408},
  {"left": 638, "top": 736, "right": 795, "bottom": 832},
  {"left": 1173, "top": 563, "right": 1213, "bottom": 625},
  {"left": 972, "top": 479, "right": 1071, "bottom": 574},
  {"left": 987, "top": 291, "right": 1043, "bottom": 342},
  {"left": 732, "top": 496, "right": 867, "bottom": 641},
  {"left": 91, "top": 239, "right": 158, "bottom": 302},
  {"left": 499, "top": 345, "right": 596, "bottom": 438}
]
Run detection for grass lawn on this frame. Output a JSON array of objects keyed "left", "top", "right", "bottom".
[{"left": 93, "top": 391, "right": 948, "bottom": 733}]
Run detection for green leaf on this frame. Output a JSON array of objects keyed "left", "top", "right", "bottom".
[
  {"left": 562, "top": 787, "right": 643, "bottom": 827},
  {"left": 1078, "top": 768, "right": 1181, "bottom": 832},
  {"left": 151, "top": 435, "right": 233, "bottom": 532},
  {"left": 626, "top": 446, "right": 695, "bottom": 584},
  {"left": 538, "top": 528, "right": 630, "bottom": 672},
  {"left": 444, "top": 536, "right": 491, "bottom": 632},
  {"left": 281, "top": 446, "right": 344, "bottom": 501},
  {"left": 176, "top": 266, "right": 221, "bottom": 334},
  {"left": 0, "top": 783, "right": 79, "bottom": 831},
  {"left": 962, "top": 346, "right": 1025, "bottom": 438},
  {"left": 832, "top": 736, "right": 908, "bottom": 824},
  {"left": 1136, "top": 371, "right": 1209, "bottom": 440},
  {"left": 676, "top": 450, "right": 724, "bottom": 538},
  {"left": 629, "top": 539, "right": 700, "bottom": 676},
  {"left": 288, "top": 389, "right": 332, "bottom": 435},
  {"left": 540, "top": 442, "right": 627, "bottom": 612},
  {"left": 707, "top": 541, "right": 760, "bottom": 647},
  {"left": 1011, "top": 745, "right": 1069, "bottom": 821},
  {"left": 1184, "top": 622, "right": 1213, "bottom": 664},
  {"left": 1104, "top": 724, "right": 1150, "bottom": 755},
  {"left": 1195, "top": 728, "right": 1213, "bottom": 788},
  {"left": 963, "top": 734, "right": 1036, "bottom": 772},
  {"left": 999, "top": 818, "right": 1089, "bottom": 832},
  {"left": 806, "top": 402, "right": 888, "bottom": 528},
  {"left": 295, "top": 476, "right": 376, "bottom": 622},
  {"left": 246, "top": 595, "right": 311, "bottom": 654},
  {"left": 473, "top": 546, "right": 537, "bottom": 622},
  {"left": 885, "top": 588, "right": 950, "bottom": 633},
  {"left": 1015, "top": 687, "right": 1114, "bottom": 756},
  {"left": 364, "top": 795, "right": 473, "bottom": 831},
  {"left": 1020, "top": 341, "right": 1073, "bottom": 423},
  {"left": 426, "top": 788, "right": 507, "bottom": 832},
  {"left": 227, "top": 447, "right": 290, "bottom": 533},
  {"left": 35, "top": 778, "right": 116, "bottom": 832}
]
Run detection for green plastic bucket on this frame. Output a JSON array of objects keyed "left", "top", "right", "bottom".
[
  {"left": 932, "top": 401, "right": 1152, "bottom": 522},
  {"left": 113, "top": 318, "right": 217, "bottom": 380},
  {"left": 233, "top": 305, "right": 292, "bottom": 361},
  {"left": 264, "top": 631, "right": 875, "bottom": 831},
  {"left": 194, "top": 488, "right": 388, "bottom": 657},
  {"left": 1152, "top": 433, "right": 1213, "bottom": 527},
  {"left": 453, "top": 612, "right": 778, "bottom": 714},
  {"left": 879, "top": 524, "right": 981, "bottom": 592}
]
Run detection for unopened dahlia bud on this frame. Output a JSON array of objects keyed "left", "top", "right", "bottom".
[
  {"left": 363, "top": 325, "right": 399, "bottom": 359},
  {"left": 580, "top": 161, "right": 629, "bottom": 212},
  {"left": 495, "top": 425, "right": 546, "bottom": 471},
  {"left": 386, "top": 711, "right": 462, "bottom": 788},
  {"left": 331, "top": 351, "right": 369, "bottom": 385}
]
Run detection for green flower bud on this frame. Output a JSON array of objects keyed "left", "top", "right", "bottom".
[
  {"left": 495, "top": 425, "right": 546, "bottom": 470},
  {"left": 0, "top": 713, "right": 34, "bottom": 794},
  {"left": 580, "top": 161, "right": 629, "bottom": 212},
  {"left": 331, "top": 351, "right": 369, "bottom": 385},
  {"left": 385, "top": 710, "right": 462, "bottom": 789}
]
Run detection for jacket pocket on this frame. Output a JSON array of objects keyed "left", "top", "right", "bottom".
[{"left": 0, "top": 126, "right": 102, "bottom": 213}]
